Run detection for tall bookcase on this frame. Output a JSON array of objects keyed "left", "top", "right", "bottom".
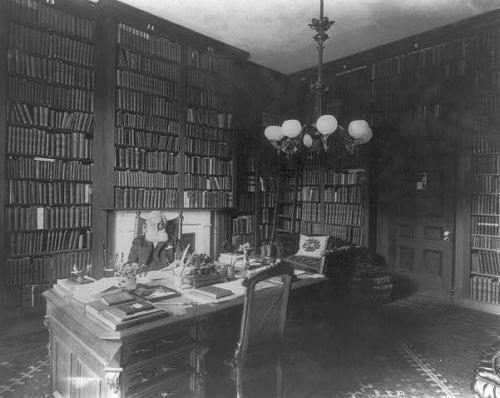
[
  {"left": 469, "top": 24, "right": 500, "bottom": 304},
  {"left": 184, "top": 46, "right": 235, "bottom": 209},
  {"left": 114, "top": 22, "right": 181, "bottom": 209},
  {"left": 3, "top": 0, "right": 95, "bottom": 310}
]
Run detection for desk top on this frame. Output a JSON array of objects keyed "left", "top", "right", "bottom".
[{"left": 44, "top": 269, "right": 326, "bottom": 340}]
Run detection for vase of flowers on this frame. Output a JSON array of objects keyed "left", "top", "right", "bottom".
[{"left": 114, "top": 262, "right": 147, "bottom": 292}]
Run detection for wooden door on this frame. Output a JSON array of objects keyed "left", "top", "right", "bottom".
[{"left": 395, "top": 150, "right": 456, "bottom": 296}]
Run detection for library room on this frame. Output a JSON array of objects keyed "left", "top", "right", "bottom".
[{"left": 1, "top": 0, "right": 500, "bottom": 397}]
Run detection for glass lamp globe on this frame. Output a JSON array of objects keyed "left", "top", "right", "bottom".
[
  {"left": 316, "top": 115, "right": 338, "bottom": 135},
  {"left": 303, "top": 134, "right": 313, "bottom": 147},
  {"left": 360, "top": 127, "right": 373, "bottom": 143},
  {"left": 271, "top": 125, "right": 285, "bottom": 141},
  {"left": 264, "top": 126, "right": 275, "bottom": 141},
  {"left": 348, "top": 120, "right": 371, "bottom": 140},
  {"left": 281, "top": 119, "right": 302, "bottom": 138}
]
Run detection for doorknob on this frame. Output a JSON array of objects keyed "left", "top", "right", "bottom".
[{"left": 442, "top": 229, "right": 451, "bottom": 241}]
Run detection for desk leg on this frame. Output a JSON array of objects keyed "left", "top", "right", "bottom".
[{"left": 103, "top": 367, "right": 122, "bottom": 398}]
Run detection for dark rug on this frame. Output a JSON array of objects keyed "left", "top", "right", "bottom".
[{"left": 0, "top": 293, "right": 499, "bottom": 398}]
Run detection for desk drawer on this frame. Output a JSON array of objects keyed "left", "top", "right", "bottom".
[
  {"left": 124, "top": 327, "right": 195, "bottom": 364},
  {"left": 128, "top": 371, "right": 193, "bottom": 398},
  {"left": 125, "top": 350, "right": 193, "bottom": 394}
]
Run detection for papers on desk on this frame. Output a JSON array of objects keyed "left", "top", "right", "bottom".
[{"left": 55, "top": 277, "right": 119, "bottom": 304}]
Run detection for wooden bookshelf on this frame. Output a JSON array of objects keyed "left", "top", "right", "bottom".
[
  {"left": 3, "top": 0, "right": 96, "bottom": 311},
  {"left": 469, "top": 24, "right": 500, "bottom": 304}
]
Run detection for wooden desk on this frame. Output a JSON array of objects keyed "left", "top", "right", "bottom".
[{"left": 43, "top": 273, "right": 325, "bottom": 398}]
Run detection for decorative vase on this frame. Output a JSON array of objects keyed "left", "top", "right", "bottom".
[{"left": 123, "top": 275, "right": 137, "bottom": 292}]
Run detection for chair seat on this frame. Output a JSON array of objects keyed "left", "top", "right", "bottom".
[{"left": 283, "top": 255, "right": 322, "bottom": 273}]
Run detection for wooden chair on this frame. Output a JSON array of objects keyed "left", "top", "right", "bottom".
[{"left": 211, "top": 262, "right": 294, "bottom": 398}]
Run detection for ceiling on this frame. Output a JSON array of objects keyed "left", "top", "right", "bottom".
[{"left": 117, "top": 0, "right": 500, "bottom": 74}]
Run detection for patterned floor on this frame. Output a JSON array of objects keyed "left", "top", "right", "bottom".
[{"left": 0, "top": 292, "right": 498, "bottom": 398}]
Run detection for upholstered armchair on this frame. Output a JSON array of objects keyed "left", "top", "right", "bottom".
[
  {"left": 473, "top": 341, "right": 500, "bottom": 398},
  {"left": 273, "top": 232, "right": 355, "bottom": 283}
]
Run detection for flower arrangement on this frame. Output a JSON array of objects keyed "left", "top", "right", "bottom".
[{"left": 114, "top": 262, "right": 147, "bottom": 279}]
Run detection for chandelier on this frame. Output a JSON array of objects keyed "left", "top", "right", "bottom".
[{"left": 264, "top": 0, "right": 373, "bottom": 157}]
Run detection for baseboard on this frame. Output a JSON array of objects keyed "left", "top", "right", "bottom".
[{"left": 452, "top": 297, "right": 500, "bottom": 316}]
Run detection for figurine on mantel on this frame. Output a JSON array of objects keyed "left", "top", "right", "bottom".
[{"left": 127, "top": 211, "right": 179, "bottom": 270}]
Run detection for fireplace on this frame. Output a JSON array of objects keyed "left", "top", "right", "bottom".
[{"left": 110, "top": 210, "right": 229, "bottom": 266}]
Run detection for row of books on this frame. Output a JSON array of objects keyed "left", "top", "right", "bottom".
[
  {"left": 6, "top": 205, "right": 92, "bottom": 231},
  {"left": 184, "top": 174, "right": 232, "bottom": 191},
  {"left": 9, "top": 103, "right": 94, "bottom": 134},
  {"left": 479, "top": 26, "right": 500, "bottom": 53},
  {"left": 185, "top": 122, "right": 232, "bottom": 142},
  {"left": 6, "top": 157, "right": 92, "bottom": 181},
  {"left": 7, "top": 181, "right": 91, "bottom": 205},
  {"left": 372, "top": 39, "right": 469, "bottom": 78},
  {"left": 187, "top": 69, "right": 231, "bottom": 93},
  {"left": 186, "top": 86, "right": 231, "bottom": 110},
  {"left": 277, "top": 204, "right": 293, "bottom": 218},
  {"left": 473, "top": 135, "right": 500, "bottom": 153},
  {"left": 476, "top": 92, "right": 500, "bottom": 114},
  {"left": 184, "top": 156, "right": 232, "bottom": 176},
  {"left": 470, "top": 276, "right": 500, "bottom": 304},
  {"left": 232, "top": 215, "right": 255, "bottom": 234},
  {"left": 259, "top": 224, "right": 272, "bottom": 241},
  {"left": 474, "top": 113, "right": 496, "bottom": 136},
  {"left": 278, "top": 190, "right": 296, "bottom": 202},
  {"left": 116, "top": 88, "right": 178, "bottom": 118},
  {"left": 116, "top": 110, "right": 180, "bottom": 135},
  {"left": 325, "top": 170, "right": 366, "bottom": 185},
  {"left": 260, "top": 208, "right": 274, "bottom": 223},
  {"left": 186, "top": 108, "right": 233, "bottom": 129},
  {"left": 324, "top": 223, "right": 364, "bottom": 246},
  {"left": 6, "top": 284, "right": 52, "bottom": 309},
  {"left": 185, "top": 137, "right": 229, "bottom": 158},
  {"left": 238, "top": 175, "right": 256, "bottom": 193},
  {"left": 471, "top": 235, "right": 500, "bottom": 250},
  {"left": 9, "top": 23, "right": 94, "bottom": 67},
  {"left": 237, "top": 193, "right": 254, "bottom": 212},
  {"left": 299, "top": 187, "right": 320, "bottom": 202},
  {"left": 117, "top": 47, "right": 180, "bottom": 80},
  {"left": 472, "top": 194, "right": 500, "bottom": 215},
  {"left": 301, "top": 169, "right": 320, "bottom": 185},
  {"left": 7, "top": 127, "right": 92, "bottom": 159},
  {"left": 10, "top": 76, "right": 94, "bottom": 112},
  {"left": 117, "top": 23, "right": 181, "bottom": 63},
  {"left": 116, "top": 69, "right": 179, "bottom": 97},
  {"left": 187, "top": 47, "right": 232, "bottom": 78},
  {"left": 301, "top": 202, "right": 321, "bottom": 222},
  {"left": 115, "top": 127, "right": 179, "bottom": 151},
  {"left": 261, "top": 192, "right": 277, "bottom": 208},
  {"left": 471, "top": 250, "right": 500, "bottom": 276},
  {"left": 183, "top": 190, "right": 232, "bottom": 208},
  {"left": 471, "top": 215, "right": 499, "bottom": 236},
  {"left": 8, "top": 50, "right": 95, "bottom": 89},
  {"left": 472, "top": 155, "right": 500, "bottom": 174},
  {"left": 325, "top": 203, "right": 364, "bottom": 227},
  {"left": 115, "top": 170, "right": 179, "bottom": 189},
  {"left": 299, "top": 221, "right": 324, "bottom": 236},
  {"left": 115, "top": 188, "right": 178, "bottom": 209},
  {"left": 115, "top": 148, "right": 178, "bottom": 172},
  {"left": 325, "top": 186, "right": 364, "bottom": 203},
  {"left": 8, "top": 0, "right": 95, "bottom": 42},
  {"left": 9, "top": 229, "right": 91, "bottom": 256},
  {"left": 370, "top": 110, "right": 399, "bottom": 128},
  {"left": 473, "top": 175, "right": 500, "bottom": 193},
  {"left": 475, "top": 69, "right": 500, "bottom": 92},
  {"left": 5, "top": 250, "right": 92, "bottom": 286}
]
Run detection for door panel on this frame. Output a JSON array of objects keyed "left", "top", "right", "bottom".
[{"left": 395, "top": 152, "right": 455, "bottom": 296}]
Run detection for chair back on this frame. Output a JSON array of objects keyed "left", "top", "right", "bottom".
[{"left": 233, "top": 262, "right": 294, "bottom": 365}]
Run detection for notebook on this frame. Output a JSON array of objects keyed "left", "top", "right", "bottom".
[{"left": 194, "top": 285, "right": 233, "bottom": 299}]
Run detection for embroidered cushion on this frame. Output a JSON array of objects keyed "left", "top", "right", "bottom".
[{"left": 295, "top": 235, "right": 329, "bottom": 258}]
